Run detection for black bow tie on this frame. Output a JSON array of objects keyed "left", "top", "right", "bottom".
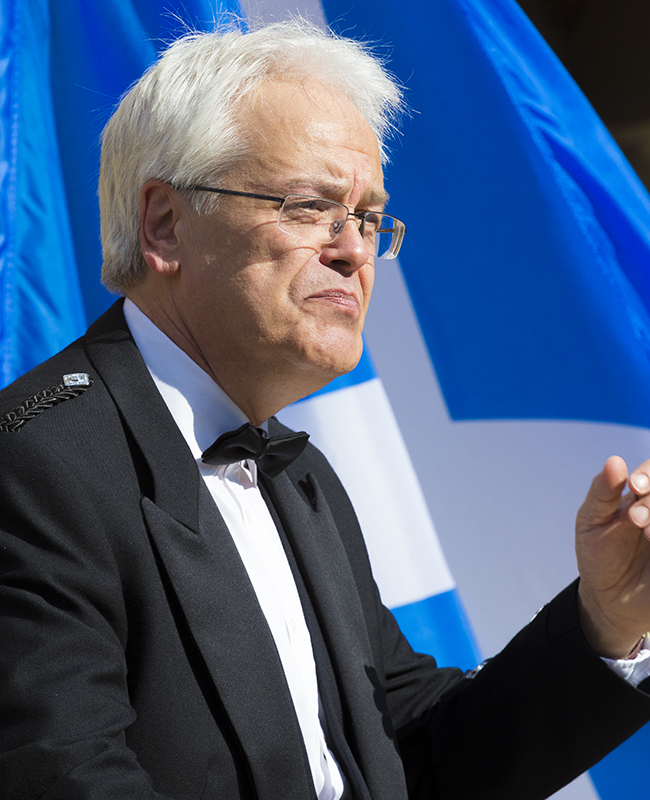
[{"left": 201, "top": 422, "right": 309, "bottom": 478}]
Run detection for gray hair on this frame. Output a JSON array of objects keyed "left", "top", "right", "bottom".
[{"left": 99, "top": 19, "right": 404, "bottom": 293}]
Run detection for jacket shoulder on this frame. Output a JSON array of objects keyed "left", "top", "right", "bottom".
[{"left": 0, "top": 300, "right": 126, "bottom": 435}]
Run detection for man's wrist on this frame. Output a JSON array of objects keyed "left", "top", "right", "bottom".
[{"left": 577, "top": 585, "right": 645, "bottom": 659}]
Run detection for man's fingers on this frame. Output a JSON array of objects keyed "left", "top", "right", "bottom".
[
  {"left": 597, "top": 455, "right": 650, "bottom": 533},
  {"left": 578, "top": 456, "right": 629, "bottom": 529},
  {"left": 599, "top": 455, "right": 629, "bottom": 499},
  {"left": 626, "top": 460, "right": 650, "bottom": 532},
  {"left": 630, "top": 464, "right": 650, "bottom": 497},
  {"left": 629, "top": 503, "right": 650, "bottom": 529}
]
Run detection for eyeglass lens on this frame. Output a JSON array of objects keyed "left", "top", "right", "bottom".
[{"left": 278, "top": 196, "right": 402, "bottom": 259}]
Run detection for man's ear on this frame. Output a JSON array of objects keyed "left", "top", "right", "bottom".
[{"left": 140, "top": 180, "right": 186, "bottom": 275}]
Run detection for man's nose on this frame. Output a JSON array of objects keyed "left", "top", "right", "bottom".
[{"left": 320, "top": 218, "right": 371, "bottom": 272}]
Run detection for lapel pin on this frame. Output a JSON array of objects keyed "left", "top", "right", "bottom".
[{"left": 63, "top": 373, "right": 91, "bottom": 387}]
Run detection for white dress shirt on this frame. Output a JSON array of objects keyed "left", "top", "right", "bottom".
[{"left": 123, "top": 299, "right": 347, "bottom": 800}]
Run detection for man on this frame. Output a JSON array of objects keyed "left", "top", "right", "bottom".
[{"left": 2, "top": 20, "right": 650, "bottom": 800}]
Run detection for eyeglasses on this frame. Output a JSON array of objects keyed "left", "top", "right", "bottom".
[{"left": 182, "top": 185, "right": 406, "bottom": 260}]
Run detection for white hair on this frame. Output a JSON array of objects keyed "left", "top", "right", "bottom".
[{"left": 99, "top": 19, "right": 404, "bottom": 293}]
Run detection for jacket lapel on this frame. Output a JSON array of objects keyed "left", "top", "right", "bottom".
[
  {"left": 139, "top": 492, "right": 316, "bottom": 800},
  {"left": 83, "top": 302, "right": 315, "bottom": 800},
  {"left": 83, "top": 301, "right": 203, "bottom": 527},
  {"left": 263, "top": 460, "right": 408, "bottom": 800}
]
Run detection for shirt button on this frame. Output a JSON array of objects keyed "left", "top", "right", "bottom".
[{"left": 244, "top": 508, "right": 253, "bottom": 524}]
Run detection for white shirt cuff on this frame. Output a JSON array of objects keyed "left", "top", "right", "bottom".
[{"left": 602, "top": 638, "right": 650, "bottom": 688}]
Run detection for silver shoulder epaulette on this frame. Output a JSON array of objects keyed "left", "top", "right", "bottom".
[{"left": 0, "top": 373, "right": 93, "bottom": 433}]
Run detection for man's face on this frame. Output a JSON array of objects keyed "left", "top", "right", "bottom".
[{"left": 171, "top": 80, "right": 386, "bottom": 405}]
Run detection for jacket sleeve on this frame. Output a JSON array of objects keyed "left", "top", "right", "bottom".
[
  {"left": 0, "top": 433, "right": 176, "bottom": 800},
  {"left": 390, "top": 581, "right": 650, "bottom": 800}
]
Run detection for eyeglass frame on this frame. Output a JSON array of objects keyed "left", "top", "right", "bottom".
[{"left": 177, "top": 184, "right": 405, "bottom": 259}]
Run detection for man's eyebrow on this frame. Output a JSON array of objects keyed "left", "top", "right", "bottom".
[
  {"left": 317, "top": 182, "right": 390, "bottom": 209},
  {"left": 365, "top": 188, "right": 390, "bottom": 209}
]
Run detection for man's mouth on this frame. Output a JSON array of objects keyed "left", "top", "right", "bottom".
[{"left": 307, "top": 289, "right": 360, "bottom": 312}]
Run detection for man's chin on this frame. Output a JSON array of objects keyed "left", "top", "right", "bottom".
[
  {"left": 285, "top": 328, "right": 364, "bottom": 388},
  {"left": 309, "top": 348, "right": 363, "bottom": 387}
]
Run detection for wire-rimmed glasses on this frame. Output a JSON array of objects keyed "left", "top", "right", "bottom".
[{"left": 182, "top": 185, "right": 406, "bottom": 260}]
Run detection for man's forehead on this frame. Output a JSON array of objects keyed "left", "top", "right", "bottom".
[
  {"left": 233, "top": 79, "right": 386, "bottom": 206},
  {"left": 240, "top": 79, "right": 379, "bottom": 152}
]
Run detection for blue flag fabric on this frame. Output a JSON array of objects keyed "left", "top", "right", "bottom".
[{"left": 0, "top": 0, "right": 86, "bottom": 384}]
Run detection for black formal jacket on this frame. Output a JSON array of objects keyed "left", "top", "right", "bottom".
[{"left": 1, "top": 301, "right": 650, "bottom": 800}]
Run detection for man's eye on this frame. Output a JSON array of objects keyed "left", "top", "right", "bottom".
[
  {"left": 302, "top": 199, "right": 332, "bottom": 212},
  {"left": 284, "top": 198, "right": 334, "bottom": 221}
]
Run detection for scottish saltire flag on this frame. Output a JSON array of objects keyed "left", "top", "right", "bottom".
[{"left": 4, "top": 0, "right": 650, "bottom": 798}]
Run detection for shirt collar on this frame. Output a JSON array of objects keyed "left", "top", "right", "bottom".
[{"left": 123, "top": 298, "right": 254, "bottom": 460}]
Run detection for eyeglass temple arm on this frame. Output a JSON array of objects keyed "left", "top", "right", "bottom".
[{"left": 187, "top": 185, "right": 284, "bottom": 204}]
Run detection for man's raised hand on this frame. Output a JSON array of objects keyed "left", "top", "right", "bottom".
[{"left": 576, "top": 455, "right": 650, "bottom": 659}]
